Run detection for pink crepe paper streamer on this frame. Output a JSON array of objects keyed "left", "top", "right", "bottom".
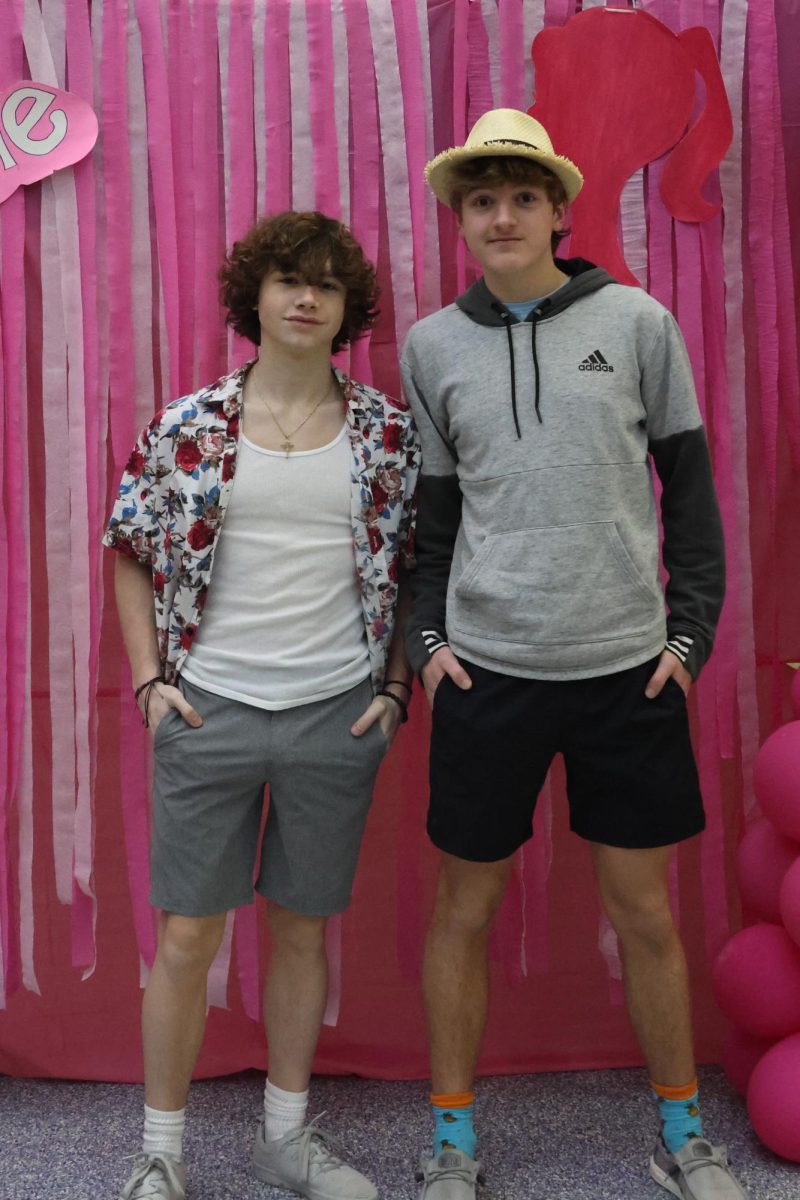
[
  {"left": 288, "top": 0, "right": 314, "bottom": 212},
  {"left": 306, "top": 0, "right": 340, "bottom": 219},
  {"left": 619, "top": 168, "right": 647, "bottom": 289},
  {"left": 598, "top": 913, "right": 624, "bottom": 1007},
  {"left": 330, "top": 1, "right": 351, "bottom": 224},
  {"left": 23, "top": 0, "right": 98, "bottom": 974},
  {"left": 524, "top": 2, "right": 546, "bottom": 105},
  {"left": 0, "top": 48, "right": 27, "bottom": 1004},
  {"left": 467, "top": 3, "right": 493, "bottom": 133},
  {"left": 479, "top": 0, "right": 500, "bottom": 111},
  {"left": 392, "top": 0, "right": 431, "bottom": 316},
  {"left": 521, "top": 777, "right": 554, "bottom": 976},
  {"left": 746, "top": 2, "right": 780, "bottom": 520},
  {"left": 323, "top": 913, "right": 342, "bottom": 1027},
  {"left": 264, "top": 0, "right": 291, "bottom": 216},
  {"left": 498, "top": 0, "right": 526, "bottom": 110},
  {"left": 366, "top": 1, "right": 418, "bottom": 354},
  {"left": 169, "top": 0, "right": 196, "bottom": 392},
  {"left": 207, "top": 910, "right": 234, "bottom": 1011},
  {"left": 120, "top": 665, "right": 157, "bottom": 970},
  {"left": 343, "top": 0, "right": 380, "bottom": 385},
  {"left": 411, "top": 0, "right": 442, "bottom": 316},
  {"left": 451, "top": 0, "right": 468, "bottom": 294},
  {"left": 719, "top": 0, "right": 759, "bottom": 809},
  {"left": 101, "top": 0, "right": 135, "bottom": 466},
  {"left": 234, "top": 903, "right": 261, "bottom": 1023},
  {"left": 133, "top": 0, "right": 180, "bottom": 400},
  {"left": 697, "top": 656, "right": 732, "bottom": 957},
  {"left": 223, "top": 0, "right": 256, "bottom": 368},
  {"left": 192, "top": 0, "right": 224, "bottom": 387},
  {"left": 544, "top": 0, "right": 574, "bottom": 32}
]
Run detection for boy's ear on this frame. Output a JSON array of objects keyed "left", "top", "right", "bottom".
[{"left": 553, "top": 204, "right": 566, "bottom": 231}]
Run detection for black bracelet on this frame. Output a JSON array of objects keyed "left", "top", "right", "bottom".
[
  {"left": 377, "top": 689, "right": 409, "bottom": 723},
  {"left": 134, "top": 674, "right": 165, "bottom": 729},
  {"left": 383, "top": 678, "right": 412, "bottom": 696},
  {"left": 134, "top": 674, "right": 165, "bottom": 700}
]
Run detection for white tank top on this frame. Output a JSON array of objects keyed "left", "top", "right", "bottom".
[{"left": 182, "top": 426, "right": 369, "bottom": 708}]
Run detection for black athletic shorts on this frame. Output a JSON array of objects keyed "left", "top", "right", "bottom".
[{"left": 429, "top": 655, "right": 705, "bottom": 860}]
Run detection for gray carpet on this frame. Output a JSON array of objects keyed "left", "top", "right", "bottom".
[{"left": 2, "top": 1066, "right": 797, "bottom": 1199}]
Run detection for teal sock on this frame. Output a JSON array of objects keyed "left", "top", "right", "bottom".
[
  {"left": 432, "top": 1102, "right": 476, "bottom": 1159},
  {"left": 655, "top": 1090, "right": 704, "bottom": 1153}
]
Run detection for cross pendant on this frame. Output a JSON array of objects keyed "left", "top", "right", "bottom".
[{"left": 281, "top": 440, "right": 294, "bottom": 456}]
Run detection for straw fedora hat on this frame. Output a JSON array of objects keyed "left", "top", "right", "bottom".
[{"left": 424, "top": 108, "right": 584, "bottom": 206}]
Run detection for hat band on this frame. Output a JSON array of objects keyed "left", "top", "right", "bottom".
[{"left": 482, "top": 138, "right": 542, "bottom": 150}]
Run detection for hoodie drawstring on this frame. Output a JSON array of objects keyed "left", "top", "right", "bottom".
[
  {"left": 531, "top": 316, "right": 543, "bottom": 424},
  {"left": 493, "top": 304, "right": 522, "bottom": 439}
]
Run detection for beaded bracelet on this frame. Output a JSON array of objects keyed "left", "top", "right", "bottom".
[{"left": 377, "top": 688, "right": 409, "bottom": 724}]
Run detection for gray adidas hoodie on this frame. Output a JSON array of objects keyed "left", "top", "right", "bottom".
[{"left": 401, "top": 259, "right": 725, "bottom": 681}]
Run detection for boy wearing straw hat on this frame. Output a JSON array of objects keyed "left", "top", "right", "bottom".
[
  {"left": 402, "top": 110, "right": 742, "bottom": 1200},
  {"left": 105, "top": 211, "right": 419, "bottom": 1200}
]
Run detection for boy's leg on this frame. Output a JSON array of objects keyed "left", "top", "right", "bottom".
[
  {"left": 591, "top": 843, "right": 695, "bottom": 1084},
  {"left": 118, "top": 911, "right": 227, "bottom": 1200},
  {"left": 424, "top": 853, "right": 514, "bottom": 1096},
  {"left": 143, "top": 911, "right": 229, "bottom": 1110},
  {"left": 263, "top": 901, "right": 328, "bottom": 1094}
]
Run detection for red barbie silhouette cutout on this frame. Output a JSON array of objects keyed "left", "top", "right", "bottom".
[{"left": 528, "top": 7, "right": 733, "bottom": 286}]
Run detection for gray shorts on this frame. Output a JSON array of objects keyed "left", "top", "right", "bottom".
[{"left": 150, "top": 677, "right": 387, "bottom": 918}]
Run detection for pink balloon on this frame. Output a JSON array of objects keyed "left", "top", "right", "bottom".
[
  {"left": 753, "top": 721, "right": 800, "bottom": 841},
  {"left": 712, "top": 923, "right": 800, "bottom": 1038},
  {"left": 735, "top": 818, "right": 799, "bottom": 923},
  {"left": 791, "top": 670, "right": 800, "bottom": 721},
  {"left": 721, "top": 1027, "right": 775, "bottom": 1096},
  {"left": 779, "top": 857, "right": 800, "bottom": 949},
  {"left": 747, "top": 1032, "right": 800, "bottom": 1162}
]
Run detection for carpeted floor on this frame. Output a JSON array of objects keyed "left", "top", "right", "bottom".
[{"left": 2, "top": 1066, "right": 797, "bottom": 1199}]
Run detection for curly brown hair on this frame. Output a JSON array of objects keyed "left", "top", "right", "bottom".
[
  {"left": 219, "top": 211, "right": 379, "bottom": 353},
  {"left": 448, "top": 157, "right": 569, "bottom": 254}
]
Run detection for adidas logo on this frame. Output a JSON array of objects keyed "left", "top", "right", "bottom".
[{"left": 578, "top": 350, "right": 614, "bottom": 372}]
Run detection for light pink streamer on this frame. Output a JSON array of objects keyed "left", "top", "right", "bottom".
[
  {"left": 392, "top": 0, "right": 430, "bottom": 314},
  {"left": 289, "top": 0, "right": 314, "bottom": 211},
  {"left": 169, "top": 0, "right": 196, "bottom": 391},
  {"left": 498, "top": 0, "right": 525, "bottom": 110},
  {"left": 234, "top": 904, "right": 261, "bottom": 1023},
  {"left": 746, "top": 2, "right": 780, "bottom": 518},
  {"left": 323, "top": 914, "right": 342, "bottom": 1027},
  {"left": 133, "top": 0, "right": 180, "bottom": 399},
  {"left": 264, "top": 0, "right": 292, "bottom": 216},
  {"left": 367, "top": 0, "right": 418, "bottom": 353},
  {"left": 306, "top": 0, "right": 340, "bottom": 218},
  {"left": 451, "top": 0, "right": 468, "bottom": 294},
  {"left": 207, "top": 910, "right": 234, "bottom": 1011},
  {"left": 467, "top": 2, "right": 493, "bottom": 131},
  {"left": 192, "top": 0, "right": 223, "bottom": 386},
  {"left": 719, "top": 0, "right": 759, "bottom": 809},
  {"left": 343, "top": 0, "right": 380, "bottom": 384}
]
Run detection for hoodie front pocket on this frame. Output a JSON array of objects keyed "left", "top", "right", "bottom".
[{"left": 452, "top": 522, "right": 659, "bottom": 646}]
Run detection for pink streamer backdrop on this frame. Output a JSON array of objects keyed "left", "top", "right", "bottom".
[{"left": 0, "top": 0, "right": 798, "bottom": 1082}]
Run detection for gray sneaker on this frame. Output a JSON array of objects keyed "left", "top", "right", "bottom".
[
  {"left": 252, "top": 1118, "right": 378, "bottom": 1199},
  {"left": 650, "top": 1135, "right": 749, "bottom": 1199},
  {"left": 416, "top": 1150, "right": 483, "bottom": 1199},
  {"left": 118, "top": 1153, "right": 186, "bottom": 1200}
]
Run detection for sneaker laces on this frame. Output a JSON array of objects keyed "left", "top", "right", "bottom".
[
  {"left": 120, "top": 1153, "right": 180, "bottom": 1199},
  {"left": 281, "top": 1115, "right": 352, "bottom": 1178}
]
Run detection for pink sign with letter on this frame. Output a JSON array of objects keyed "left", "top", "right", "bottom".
[{"left": 0, "top": 81, "right": 98, "bottom": 203}]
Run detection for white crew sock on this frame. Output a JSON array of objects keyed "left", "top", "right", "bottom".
[
  {"left": 142, "top": 1104, "right": 186, "bottom": 1160},
  {"left": 264, "top": 1078, "right": 309, "bottom": 1141}
]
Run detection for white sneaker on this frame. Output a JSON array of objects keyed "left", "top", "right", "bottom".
[
  {"left": 650, "top": 1135, "right": 749, "bottom": 1199},
  {"left": 118, "top": 1152, "right": 186, "bottom": 1200},
  {"left": 416, "top": 1149, "right": 483, "bottom": 1199},
  {"left": 252, "top": 1117, "right": 378, "bottom": 1199}
]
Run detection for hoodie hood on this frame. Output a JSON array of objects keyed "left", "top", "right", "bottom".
[{"left": 454, "top": 258, "right": 615, "bottom": 326}]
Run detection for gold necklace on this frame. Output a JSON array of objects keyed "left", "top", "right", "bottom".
[{"left": 250, "top": 374, "right": 335, "bottom": 457}]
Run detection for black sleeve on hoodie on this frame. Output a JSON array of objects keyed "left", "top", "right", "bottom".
[
  {"left": 399, "top": 354, "right": 462, "bottom": 673},
  {"left": 649, "top": 425, "right": 725, "bottom": 679}
]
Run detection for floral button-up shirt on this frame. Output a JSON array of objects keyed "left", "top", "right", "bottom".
[{"left": 103, "top": 364, "right": 420, "bottom": 691}]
